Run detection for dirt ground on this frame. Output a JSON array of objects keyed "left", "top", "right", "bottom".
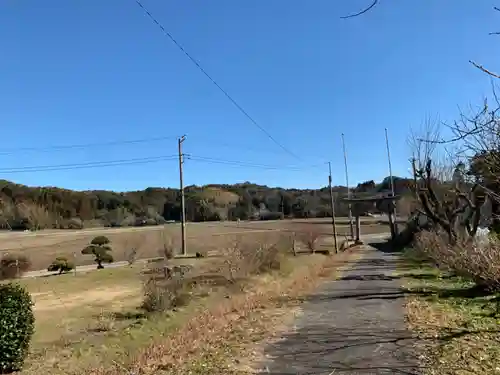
[{"left": 0, "top": 218, "right": 390, "bottom": 271}]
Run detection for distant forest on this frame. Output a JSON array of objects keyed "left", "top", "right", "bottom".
[{"left": 0, "top": 177, "right": 417, "bottom": 230}]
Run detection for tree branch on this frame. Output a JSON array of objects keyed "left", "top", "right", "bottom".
[
  {"left": 340, "top": 0, "right": 379, "bottom": 19},
  {"left": 470, "top": 60, "right": 500, "bottom": 79}
]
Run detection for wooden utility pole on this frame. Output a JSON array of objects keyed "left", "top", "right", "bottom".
[
  {"left": 341, "top": 133, "right": 354, "bottom": 240},
  {"left": 411, "top": 157, "right": 418, "bottom": 200},
  {"left": 384, "top": 128, "right": 395, "bottom": 199},
  {"left": 178, "top": 135, "right": 187, "bottom": 256},
  {"left": 328, "top": 162, "right": 338, "bottom": 253},
  {"left": 384, "top": 128, "right": 398, "bottom": 235}
]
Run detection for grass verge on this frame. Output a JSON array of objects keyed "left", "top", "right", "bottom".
[
  {"left": 14, "top": 238, "right": 359, "bottom": 375},
  {"left": 400, "top": 248, "right": 500, "bottom": 375},
  {"left": 85, "top": 248, "right": 359, "bottom": 375}
]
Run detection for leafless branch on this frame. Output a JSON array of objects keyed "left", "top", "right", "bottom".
[
  {"left": 470, "top": 60, "right": 500, "bottom": 79},
  {"left": 407, "top": 115, "right": 445, "bottom": 170},
  {"left": 340, "top": 0, "right": 379, "bottom": 19}
]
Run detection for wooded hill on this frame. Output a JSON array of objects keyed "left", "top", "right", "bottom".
[{"left": 0, "top": 176, "right": 416, "bottom": 230}]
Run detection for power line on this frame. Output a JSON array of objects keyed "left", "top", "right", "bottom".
[
  {"left": 0, "top": 135, "right": 179, "bottom": 155},
  {"left": 0, "top": 153, "right": 322, "bottom": 174},
  {"left": 0, "top": 134, "right": 293, "bottom": 157},
  {"left": 0, "top": 155, "right": 178, "bottom": 174},
  {"left": 187, "top": 155, "right": 323, "bottom": 171},
  {"left": 135, "top": 0, "right": 301, "bottom": 160}
]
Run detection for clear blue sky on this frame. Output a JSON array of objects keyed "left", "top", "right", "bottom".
[{"left": 1, "top": 0, "right": 498, "bottom": 191}]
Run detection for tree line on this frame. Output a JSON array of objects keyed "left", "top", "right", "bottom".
[{"left": 0, "top": 177, "right": 417, "bottom": 230}]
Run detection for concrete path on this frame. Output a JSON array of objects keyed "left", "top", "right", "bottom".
[{"left": 257, "top": 241, "right": 420, "bottom": 374}]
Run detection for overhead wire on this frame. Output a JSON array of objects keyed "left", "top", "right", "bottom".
[
  {"left": 0, "top": 134, "right": 290, "bottom": 156},
  {"left": 0, "top": 155, "right": 178, "bottom": 174},
  {"left": 0, "top": 135, "right": 179, "bottom": 155},
  {"left": 187, "top": 155, "right": 325, "bottom": 171},
  {"left": 134, "top": 0, "right": 301, "bottom": 160},
  {"left": 0, "top": 154, "right": 322, "bottom": 174}
]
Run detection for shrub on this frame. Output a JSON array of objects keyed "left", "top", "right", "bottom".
[
  {"left": 218, "top": 234, "right": 290, "bottom": 283},
  {"left": 124, "top": 234, "right": 144, "bottom": 266},
  {"left": 0, "top": 254, "right": 31, "bottom": 280},
  {"left": 159, "top": 231, "right": 175, "bottom": 260},
  {"left": 141, "top": 273, "right": 191, "bottom": 313},
  {"left": 66, "top": 218, "right": 83, "bottom": 229},
  {"left": 82, "top": 236, "right": 113, "bottom": 269},
  {"left": 415, "top": 230, "right": 500, "bottom": 292},
  {"left": 195, "top": 250, "right": 207, "bottom": 258},
  {"left": 47, "top": 257, "right": 74, "bottom": 274},
  {"left": 0, "top": 283, "right": 35, "bottom": 373},
  {"left": 295, "top": 226, "right": 323, "bottom": 253}
]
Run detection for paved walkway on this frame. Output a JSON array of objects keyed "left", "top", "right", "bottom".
[{"left": 257, "top": 242, "right": 420, "bottom": 374}]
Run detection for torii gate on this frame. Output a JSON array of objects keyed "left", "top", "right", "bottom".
[{"left": 343, "top": 194, "right": 401, "bottom": 243}]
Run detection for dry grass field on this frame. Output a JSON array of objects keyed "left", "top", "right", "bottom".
[{"left": 0, "top": 218, "right": 389, "bottom": 271}]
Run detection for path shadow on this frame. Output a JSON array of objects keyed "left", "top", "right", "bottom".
[
  {"left": 297, "top": 283, "right": 491, "bottom": 303},
  {"left": 256, "top": 325, "right": 422, "bottom": 374},
  {"left": 368, "top": 240, "right": 403, "bottom": 254},
  {"left": 337, "top": 272, "right": 451, "bottom": 282}
]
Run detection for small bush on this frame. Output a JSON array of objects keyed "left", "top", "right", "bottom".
[
  {"left": 195, "top": 248, "right": 208, "bottom": 258},
  {"left": 47, "top": 257, "right": 74, "bottom": 274},
  {"left": 218, "top": 235, "right": 290, "bottom": 283},
  {"left": 141, "top": 276, "right": 191, "bottom": 313},
  {"left": 295, "top": 227, "right": 323, "bottom": 253},
  {"left": 66, "top": 217, "right": 83, "bottom": 230},
  {"left": 124, "top": 234, "right": 144, "bottom": 266},
  {"left": 0, "top": 283, "right": 35, "bottom": 373},
  {"left": 415, "top": 230, "right": 500, "bottom": 292},
  {"left": 159, "top": 231, "right": 175, "bottom": 260},
  {"left": 0, "top": 254, "right": 31, "bottom": 280}
]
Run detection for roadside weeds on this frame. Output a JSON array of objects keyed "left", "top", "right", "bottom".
[{"left": 91, "top": 249, "right": 359, "bottom": 375}]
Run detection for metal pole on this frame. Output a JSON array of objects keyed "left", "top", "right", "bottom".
[
  {"left": 328, "top": 162, "right": 338, "bottom": 253},
  {"left": 178, "top": 135, "right": 187, "bottom": 256},
  {"left": 341, "top": 133, "right": 354, "bottom": 240}
]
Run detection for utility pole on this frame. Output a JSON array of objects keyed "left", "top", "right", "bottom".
[
  {"left": 328, "top": 162, "right": 338, "bottom": 253},
  {"left": 385, "top": 128, "right": 398, "bottom": 236},
  {"left": 411, "top": 157, "right": 418, "bottom": 201},
  {"left": 384, "top": 128, "right": 395, "bottom": 199},
  {"left": 178, "top": 135, "right": 187, "bottom": 256},
  {"left": 341, "top": 133, "right": 354, "bottom": 240}
]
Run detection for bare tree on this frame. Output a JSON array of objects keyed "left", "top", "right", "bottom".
[
  {"left": 407, "top": 118, "right": 488, "bottom": 243},
  {"left": 17, "top": 203, "right": 53, "bottom": 230},
  {"left": 414, "top": 159, "right": 484, "bottom": 244}
]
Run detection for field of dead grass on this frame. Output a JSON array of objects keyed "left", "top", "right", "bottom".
[
  {"left": 400, "top": 250, "right": 500, "bottom": 375},
  {"left": 14, "top": 234, "right": 360, "bottom": 375},
  {"left": 0, "top": 219, "right": 388, "bottom": 271}
]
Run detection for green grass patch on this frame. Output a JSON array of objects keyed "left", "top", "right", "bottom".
[{"left": 400, "top": 250, "right": 500, "bottom": 375}]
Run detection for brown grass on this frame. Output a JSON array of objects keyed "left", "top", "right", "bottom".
[
  {"left": 16, "top": 229, "right": 361, "bottom": 375},
  {"left": 87, "top": 248, "right": 359, "bottom": 375},
  {"left": 0, "top": 219, "right": 383, "bottom": 271}
]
